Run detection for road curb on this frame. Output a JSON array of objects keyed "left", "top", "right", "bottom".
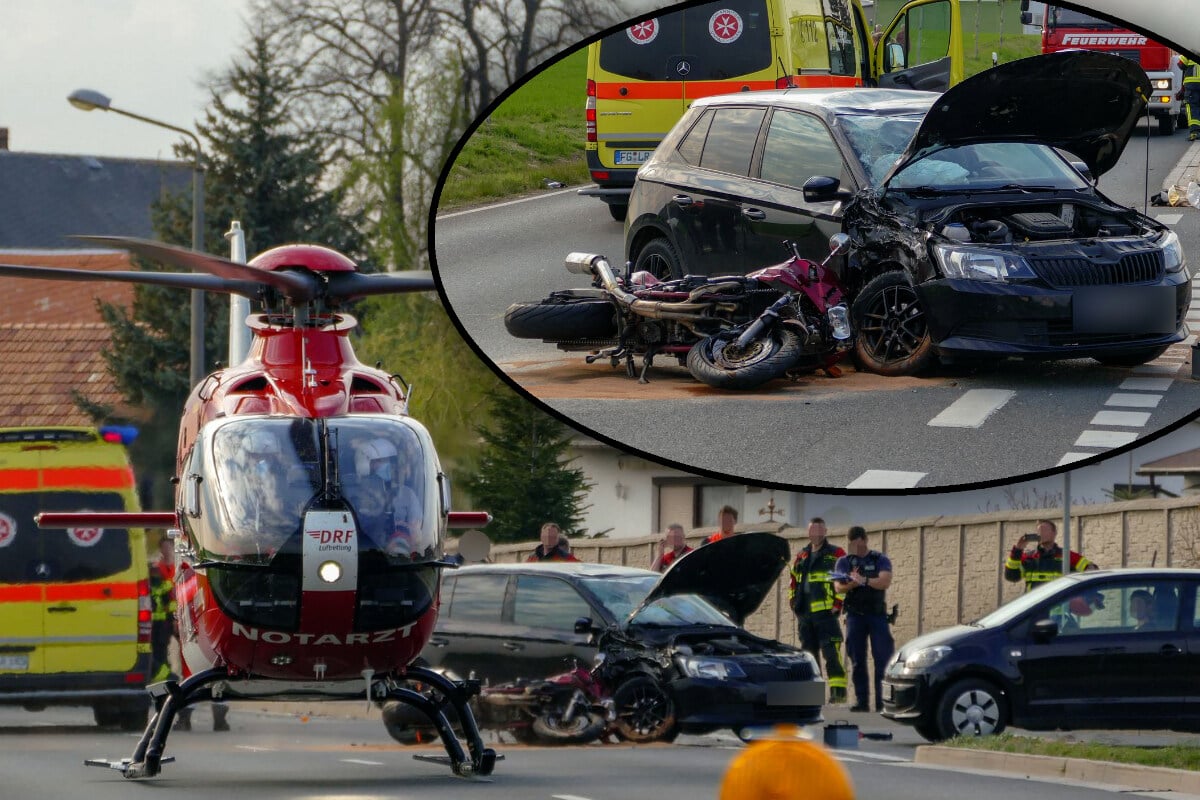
[
  {"left": 1162, "top": 139, "right": 1200, "bottom": 193},
  {"left": 915, "top": 745, "right": 1200, "bottom": 794}
]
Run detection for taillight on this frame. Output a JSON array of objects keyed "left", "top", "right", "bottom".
[
  {"left": 136, "top": 578, "right": 152, "bottom": 644},
  {"left": 591, "top": 171, "right": 610, "bottom": 181},
  {"left": 586, "top": 82, "right": 597, "bottom": 143},
  {"left": 125, "top": 672, "right": 146, "bottom": 684}
]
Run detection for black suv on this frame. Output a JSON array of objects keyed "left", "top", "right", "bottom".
[
  {"left": 624, "top": 51, "right": 1190, "bottom": 375},
  {"left": 882, "top": 568, "right": 1200, "bottom": 741},
  {"left": 420, "top": 532, "right": 825, "bottom": 740}
]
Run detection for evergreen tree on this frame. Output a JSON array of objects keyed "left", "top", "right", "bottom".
[
  {"left": 461, "top": 387, "right": 591, "bottom": 544},
  {"left": 86, "top": 31, "right": 365, "bottom": 507}
]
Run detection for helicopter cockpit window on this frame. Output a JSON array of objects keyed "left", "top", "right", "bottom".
[
  {"left": 335, "top": 418, "right": 438, "bottom": 563},
  {"left": 204, "top": 418, "right": 321, "bottom": 561}
]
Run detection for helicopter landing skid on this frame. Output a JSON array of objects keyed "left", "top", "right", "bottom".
[
  {"left": 394, "top": 665, "right": 501, "bottom": 777},
  {"left": 84, "top": 667, "right": 228, "bottom": 779}
]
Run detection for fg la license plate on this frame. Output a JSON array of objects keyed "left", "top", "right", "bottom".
[
  {"left": 613, "top": 150, "right": 652, "bottom": 166},
  {"left": 0, "top": 655, "right": 29, "bottom": 671}
]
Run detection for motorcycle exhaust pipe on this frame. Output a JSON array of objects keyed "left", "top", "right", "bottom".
[{"left": 564, "top": 253, "right": 724, "bottom": 321}]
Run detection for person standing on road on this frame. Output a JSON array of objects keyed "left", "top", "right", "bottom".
[
  {"left": 526, "top": 522, "right": 580, "bottom": 562},
  {"left": 834, "top": 527, "right": 894, "bottom": 713},
  {"left": 703, "top": 505, "right": 739, "bottom": 544},
  {"left": 1180, "top": 55, "right": 1200, "bottom": 141},
  {"left": 1004, "top": 519, "right": 1093, "bottom": 593},
  {"left": 651, "top": 523, "right": 693, "bottom": 572},
  {"left": 787, "top": 518, "right": 848, "bottom": 704}
]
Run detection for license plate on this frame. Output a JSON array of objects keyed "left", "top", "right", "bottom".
[
  {"left": 0, "top": 655, "right": 29, "bottom": 671},
  {"left": 766, "top": 680, "right": 825, "bottom": 707},
  {"left": 1073, "top": 285, "right": 1176, "bottom": 335},
  {"left": 613, "top": 150, "right": 652, "bottom": 166}
]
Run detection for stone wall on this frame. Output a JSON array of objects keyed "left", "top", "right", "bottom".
[{"left": 486, "top": 497, "right": 1200, "bottom": 650}]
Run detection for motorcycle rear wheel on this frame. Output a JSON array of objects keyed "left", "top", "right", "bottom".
[
  {"left": 531, "top": 711, "right": 608, "bottom": 745},
  {"left": 504, "top": 299, "right": 618, "bottom": 340},
  {"left": 686, "top": 328, "right": 804, "bottom": 390}
]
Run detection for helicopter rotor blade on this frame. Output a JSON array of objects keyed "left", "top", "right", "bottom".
[
  {"left": 325, "top": 271, "right": 436, "bottom": 298},
  {"left": 0, "top": 262, "right": 264, "bottom": 298},
  {"left": 73, "top": 235, "right": 321, "bottom": 301}
]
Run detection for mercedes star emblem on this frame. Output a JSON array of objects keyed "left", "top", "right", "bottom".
[{"left": 676, "top": 61, "right": 691, "bottom": 76}]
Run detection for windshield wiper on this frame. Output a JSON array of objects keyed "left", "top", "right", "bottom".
[{"left": 982, "top": 184, "right": 1059, "bottom": 193}]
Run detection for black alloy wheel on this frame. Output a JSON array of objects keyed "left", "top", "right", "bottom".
[
  {"left": 612, "top": 676, "right": 678, "bottom": 743},
  {"left": 633, "top": 239, "right": 683, "bottom": 281},
  {"left": 852, "top": 270, "right": 935, "bottom": 376}
]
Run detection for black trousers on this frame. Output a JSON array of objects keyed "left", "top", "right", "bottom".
[{"left": 796, "top": 610, "right": 846, "bottom": 698}]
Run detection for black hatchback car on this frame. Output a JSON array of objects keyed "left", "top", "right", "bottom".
[
  {"left": 881, "top": 568, "right": 1200, "bottom": 742},
  {"left": 625, "top": 51, "right": 1190, "bottom": 375},
  {"left": 421, "top": 532, "right": 825, "bottom": 740}
]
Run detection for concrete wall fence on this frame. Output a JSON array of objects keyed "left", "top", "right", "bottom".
[{"left": 486, "top": 497, "right": 1200, "bottom": 651}]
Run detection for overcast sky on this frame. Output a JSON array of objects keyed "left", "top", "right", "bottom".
[{"left": 0, "top": 0, "right": 252, "bottom": 160}]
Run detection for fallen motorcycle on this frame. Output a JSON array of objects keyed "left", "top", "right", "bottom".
[
  {"left": 382, "top": 659, "right": 613, "bottom": 746},
  {"left": 504, "top": 234, "right": 853, "bottom": 390}
]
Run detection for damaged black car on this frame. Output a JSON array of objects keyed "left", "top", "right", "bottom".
[
  {"left": 411, "top": 532, "right": 825, "bottom": 742},
  {"left": 624, "top": 51, "right": 1190, "bottom": 376}
]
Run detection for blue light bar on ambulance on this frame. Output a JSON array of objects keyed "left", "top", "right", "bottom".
[{"left": 99, "top": 425, "right": 139, "bottom": 445}]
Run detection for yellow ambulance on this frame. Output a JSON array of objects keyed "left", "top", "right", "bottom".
[
  {"left": 0, "top": 426, "right": 152, "bottom": 729},
  {"left": 581, "top": 0, "right": 964, "bottom": 220}
]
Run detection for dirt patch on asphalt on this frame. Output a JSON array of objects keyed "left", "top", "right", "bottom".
[{"left": 499, "top": 356, "right": 943, "bottom": 400}]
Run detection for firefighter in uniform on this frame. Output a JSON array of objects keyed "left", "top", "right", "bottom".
[
  {"left": 788, "top": 518, "right": 848, "bottom": 704},
  {"left": 1004, "top": 519, "right": 1093, "bottom": 592},
  {"left": 1180, "top": 54, "right": 1200, "bottom": 141}
]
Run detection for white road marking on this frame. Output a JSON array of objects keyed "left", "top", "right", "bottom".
[
  {"left": 1105, "top": 392, "right": 1163, "bottom": 408},
  {"left": 838, "top": 750, "right": 911, "bottom": 763},
  {"left": 552, "top": 795, "right": 597, "bottom": 800},
  {"left": 1156, "top": 213, "right": 1185, "bottom": 225},
  {"left": 341, "top": 758, "right": 384, "bottom": 766},
  {"left": 1058, "top": 452, "right": 1096, "bottom": 466},
  {"left": 1118, "top": 377, "right": 1175, "bottom": 392},
  {"left": 846, "top": 470, "right": 926, "bottom": 489},
  {"left": 1089, "top": 410, "right": 1152, "bottom": 427},
  {"left": 436, "top": 187, "right": 578, "bottom": 219},
  {"left": 235, "top": 745, "right": 275, "bottom": 752},
  {"left": 1074, "top": 429, "right": 1141, "bottom": 448},
  {"left": 926, "top": 389, "right": 1015, "bottom": 428}
]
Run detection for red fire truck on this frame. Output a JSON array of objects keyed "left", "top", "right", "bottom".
[{"left": 1021, "top": 3, "right": 1185, "bottom": 135}]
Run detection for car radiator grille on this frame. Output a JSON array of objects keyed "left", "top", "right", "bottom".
[
  {"left": 735, "top": 656, "right": 815, "bottom": 682},
  {"left": 1029, "top": 251, "right": 1163, "bottom": 288}
]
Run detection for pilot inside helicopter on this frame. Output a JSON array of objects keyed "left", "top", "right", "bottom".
[{"left": 345, "top": 435, "right": 428, "bottom": 559}]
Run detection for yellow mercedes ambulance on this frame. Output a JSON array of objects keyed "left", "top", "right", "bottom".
[
  {"left": 0, "top": 426, "right": 152, "bottom": 729},
  {"left": 581, "top": 0, "right": 964, "bottom": 220}
]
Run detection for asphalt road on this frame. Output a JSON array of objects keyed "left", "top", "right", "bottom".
[
  {"left": 433, "top": 121, "right": 1200, "bottom": 490},
  {"left": 1, "top": 704, "right": 1189, "bottom": 800}
]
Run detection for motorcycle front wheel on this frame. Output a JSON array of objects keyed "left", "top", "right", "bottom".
[
  {"left": 504, "top": 299, "right": 618, "bottom": 340},
  {"left": 686, "top": 327, "right": 804, "bottom": 390},
  {"left": 530, "top": 710, "right": 608, "bottom": 745}
]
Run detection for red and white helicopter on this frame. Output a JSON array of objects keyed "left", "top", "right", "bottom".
[{"left": 0, "top": 235, "right": 499, "bottom": 779}]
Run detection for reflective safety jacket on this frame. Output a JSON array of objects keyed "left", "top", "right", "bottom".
[
  {"left": 1005, "top": 543, "right": 1091, "bottom": 591},
  {"left": 788, "top": 541, "right": 846, "bottom": 615},
  {"left": 1181, "top": 56, "right": 1199, "bottom": 84},
  {"left": 149, "top": 560, "right": 176, "bottom": 622},
  {"left": 658, "top": 546, "right": 693, "bottom": 571}
]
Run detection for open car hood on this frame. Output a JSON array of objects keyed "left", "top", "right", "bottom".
[
  {"left": 635, "top": 531, "right": 791, "bottom": 626},
  {"left": 883, "top": 50, "right": 1150, "bottom": 184}
]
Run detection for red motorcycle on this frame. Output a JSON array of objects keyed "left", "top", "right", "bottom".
[
  {"left": 505, "top": 234, "right": 853, "bottom": 390},
  {"left": 382, "top": 659, "right": 613, "bottom": 746}
]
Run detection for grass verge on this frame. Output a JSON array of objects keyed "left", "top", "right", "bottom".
[{"left": 944, "top": 733, "right": 1200, "bottom": 772}]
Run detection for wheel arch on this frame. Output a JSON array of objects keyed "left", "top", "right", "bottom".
[{"left": 626, "top": 221, "right": 674, "bottom": 267}]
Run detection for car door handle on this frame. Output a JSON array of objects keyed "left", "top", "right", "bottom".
[
  {"left": 742, "top": 208, "right": 766, "bottom": 221},
  {"left": 427, "top": 637, "right": 449, "bottom": 648},
  {"left": 671, "top": 194, "right": 694, "bottom": 208},
  {"left": 501, "top": 642, "right": 525, "bottom": 652},
  {"left": 1160, "top": 643, "right": 1182, "bottom": 657},
  {"left": 46, "top": 606, "right": 77, "bottom": 613}
]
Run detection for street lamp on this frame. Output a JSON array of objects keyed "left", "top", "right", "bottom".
[{"left": 68, "top": 88, "right": 206, "bottom": 390}]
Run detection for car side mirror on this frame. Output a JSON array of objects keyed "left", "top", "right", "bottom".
[
  {"left": 803, "top": 175, "right": 850, "bottom": 204},
  {"left": 574, "top": 617, "right": 597, "bottom": 635},
  {"left": 1019, "top": 11, "right": 1032, "bottom": 25},
  {"left": 1031, "top": 618, "right": 1059, "bottom": 643},
  {"left": 886, "top": 42, "right": 906, "bottom": 71}
]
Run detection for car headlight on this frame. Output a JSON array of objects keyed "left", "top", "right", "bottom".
[
  {"left": 677, "top": 656, "right": 746, "bottom": 680},
  {"left": 901, "top": 645, "right": 952, "bottom": 673},
  {"left": 1161, "top": 230, "right": 1186, "bottom": 274},
  {"left": 1152, "top": 78, "right": 1172, "bottom": 90},
  {"left": 933, "top": 243, "right": 1037, "bottom": 282}
]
